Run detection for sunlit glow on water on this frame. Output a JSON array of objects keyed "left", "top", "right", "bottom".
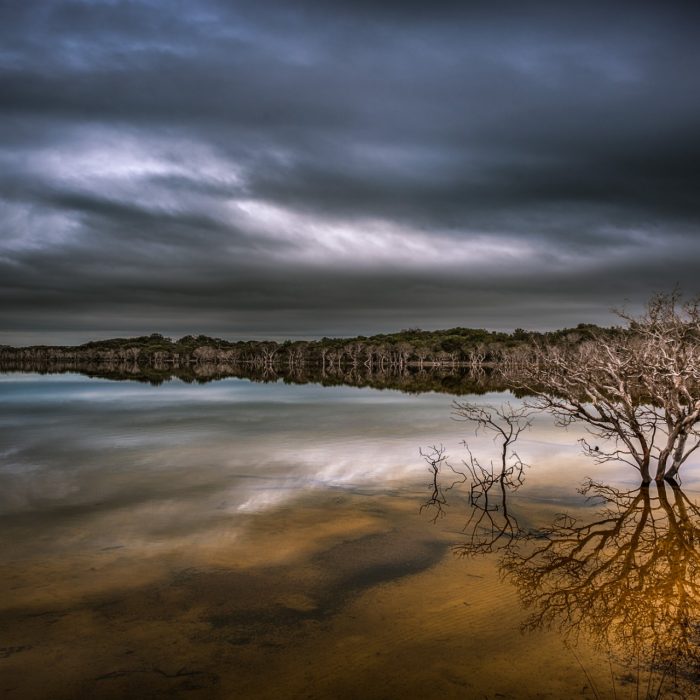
[{"left": 1, "top": 374, "right": 700, "bottom": 698}]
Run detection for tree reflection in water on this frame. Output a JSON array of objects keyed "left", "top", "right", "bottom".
[
  {"left": 504, "top": 480, "right": 700, "bottom": 692},
  {"left": 427, "top": 448, "right": 700, "bottom": 695},
  {"left": 423, "top": 401, "right": 530, "bottom": 552}
]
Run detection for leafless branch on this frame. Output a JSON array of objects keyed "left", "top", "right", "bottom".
[{"left": 504, "top": 293, "right": 700, "bottom": 483}]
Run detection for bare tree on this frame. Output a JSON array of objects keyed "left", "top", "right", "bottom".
[
  {"left": 449, "top": 402, "right": 531, "bottom": 554},
  {"left": 415, "top": 345, "right": 430, "bottom": 370},
  {"left": 466, "top": 344, "right": 486, "bottom": 370},
  {"left": 256, "top": 342, "right": 279, "bottom": 369},
  {"left": 452, "top": 401, "right": 532, "bottom": 487},
  {"left": 419, "top": 442, "right": 475, "bottom": 523},
  {"left": 421, "top": 402, "right": 531, "bottom": 549},
  {"left": 395, "top": 341, "right": 413, "bottom": 369},
  {"left": 511, "top": 292, "right": 700, "bottom": 484},
  {"left": 419, "top": 444, "right": 451, "bottom": 522}
]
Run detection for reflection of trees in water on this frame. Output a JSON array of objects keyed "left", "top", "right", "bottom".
[
  {"left": 422, "top": 402, "right": 531, "bottom": 549},
  {"left": 455, "top": 471, "right": 523, "bottom": 557},
  {"left": 455, "top": 402, "right": 530, "bottom": 555},
  {"left": 503, "top": 480, "right": 700, "bottom": 688},
  {"left": 426, "top": 419, "right": 700, "bottom": 694},
  {"left": 1, "top": 361, "right": 515, "bottom": 395}
]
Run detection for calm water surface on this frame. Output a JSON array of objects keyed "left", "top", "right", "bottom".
[{"left": 1, "top": 373, "right": 700, "bottom": 699}]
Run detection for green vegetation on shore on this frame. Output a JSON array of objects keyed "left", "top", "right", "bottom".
[{"left": 0, "top": 323, "right": 614, "bottom": 369}]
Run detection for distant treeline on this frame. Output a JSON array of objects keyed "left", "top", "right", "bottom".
[{"left": 0, "top": 324, "right": 618, "bottom": 371}]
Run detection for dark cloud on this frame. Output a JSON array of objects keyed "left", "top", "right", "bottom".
[{"left": 1, "top": 0, "right": 699, "bottom": 343}]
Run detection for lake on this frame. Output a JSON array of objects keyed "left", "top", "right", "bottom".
[{"left": 1, "top": 372, "right": 699, "bottom": 699}]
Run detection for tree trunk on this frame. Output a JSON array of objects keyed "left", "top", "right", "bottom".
[{"left": 665, "top": 432, "right": 688, "bottom": 480}]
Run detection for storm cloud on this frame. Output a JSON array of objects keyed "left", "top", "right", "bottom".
[{"left": 1, "top": 1, "right": 699, "bottom": 343}]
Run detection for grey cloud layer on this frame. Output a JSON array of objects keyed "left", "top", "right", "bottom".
[{"left": 1, "top": 0, "right": 699, "bottom": 343}]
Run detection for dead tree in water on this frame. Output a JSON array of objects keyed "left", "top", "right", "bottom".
[
  {"left": 452, "top": 401, "right": 531, "bottom": 493},
  {"left": 512, "top": 292, "right": 700, "bottom": 484},
  {"left": 450, "top": 402, "right": 531, "bottom": 554},
  {"left": 421, "top": 402, "right": 531, "bottom": 542},
  {"left": 419, "top": 445, "right": 451, "bottom": 522},
  {"left": 419, "top": 444, "right": 470, "bottom": 523}
]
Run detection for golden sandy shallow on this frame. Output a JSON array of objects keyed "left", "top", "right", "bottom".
[{"left": 0, "top": 485, "right": 678, "bottom": 700}]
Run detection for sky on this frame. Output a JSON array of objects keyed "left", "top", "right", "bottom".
[{"left": 1, "top": 0, "right": 699, "bottom": 345}]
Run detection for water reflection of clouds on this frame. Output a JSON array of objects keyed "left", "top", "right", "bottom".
[
  {"left": 5, "top": 374, "right": 700, "bottom": 696},
  {"left": 3, "top": 374, "right": 700, "bottom": 531},
  {"left": 0, "top": 376, "right": 455, "bottom": 525}
]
